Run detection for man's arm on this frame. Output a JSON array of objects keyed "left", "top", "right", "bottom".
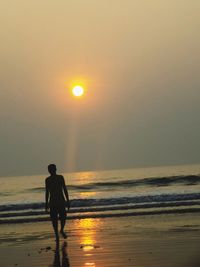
[
  {"left": 62, "top": 176, "right": 70, "bottom": 210},
  {"left": 45, "top": 179, "right": 50, "bottom": 212}
]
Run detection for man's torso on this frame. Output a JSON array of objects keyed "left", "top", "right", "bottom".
[{"left": 46, "top": 175, "right": 65, "bottom": 207}]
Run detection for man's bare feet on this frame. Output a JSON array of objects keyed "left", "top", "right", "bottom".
[{"left": 60, "top": 230, "right": 67, "bottom": 239}]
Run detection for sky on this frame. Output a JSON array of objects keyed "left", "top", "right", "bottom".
[{"left": 0, "top": 0, "right": 200, "bottom": 176}]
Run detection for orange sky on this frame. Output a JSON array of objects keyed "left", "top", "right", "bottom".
[{"left": 0, "top": 1, "right": 200, "bottom": 175}]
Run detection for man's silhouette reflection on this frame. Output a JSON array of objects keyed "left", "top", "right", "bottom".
[
  {"left": 45, "top": 164, "right": 70, "bottom": 242},
  {"left": 53, "top": 241, "right": 70, "bottom": 267}
]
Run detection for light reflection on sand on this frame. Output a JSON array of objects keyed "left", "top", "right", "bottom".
[
  {"left": 79, "top": 218, "right": 97, "bottom": 251},
  {"left": 78, "top": 218, "right": 100, "bottom": 266}
]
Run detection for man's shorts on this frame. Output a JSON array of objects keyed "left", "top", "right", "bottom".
[{"left": 50, "top": 204, "right": 66, "bottom": 221}]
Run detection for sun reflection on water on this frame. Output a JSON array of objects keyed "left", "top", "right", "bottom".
[
  {"left": 79, "top": 191, "right": 97, "bottom": 198},
  {"left": 84, "top": 263, "right": 96, "bottom": 267}
]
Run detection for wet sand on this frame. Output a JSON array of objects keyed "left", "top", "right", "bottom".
[{"left": 1, "top": 214, "right": 200, "bottom": 267}]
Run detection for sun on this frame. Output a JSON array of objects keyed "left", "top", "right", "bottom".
[{"left": 72, "top": 85, "right": 84, "bottom": 97}]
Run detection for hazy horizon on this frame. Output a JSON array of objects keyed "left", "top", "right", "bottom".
[{"left": 1, "top": 0, "right": 200, "bottom": 176}]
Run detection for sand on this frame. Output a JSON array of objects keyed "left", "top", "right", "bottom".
[{"left": 1, "top": 213, "right": 200, "bottom": 267}]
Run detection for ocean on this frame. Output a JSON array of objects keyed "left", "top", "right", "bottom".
[{"left": 1, "top": 164, "right": 200, "bottom": 224}]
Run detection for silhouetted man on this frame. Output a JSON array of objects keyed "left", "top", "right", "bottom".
[{"left": 45, "top": 164, "right": 70, "bottom": 242}]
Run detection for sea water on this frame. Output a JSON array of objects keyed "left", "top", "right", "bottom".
[{"left": 1, "top": 164, "right": 200, "bottom": 223}]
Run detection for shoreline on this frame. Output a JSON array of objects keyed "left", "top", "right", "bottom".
[
  {"left": 2, "top": 206, "right": 200, "bottom": 225},
  {"left": 1, "top": 214, "right": 200, "bottom": 266}
]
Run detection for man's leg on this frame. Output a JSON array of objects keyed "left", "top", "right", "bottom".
[
  {"left": 50, "top": 208, "right": 59, "bottom": 242},
  {"left": 60, "top": 207, "right": 67, "bottom": 239},
  {"left": 60, "top": 218, "right": 66, "bottom": 235},
  {"left": 52, "top": 218, "right": 59, "bottom": 241}
]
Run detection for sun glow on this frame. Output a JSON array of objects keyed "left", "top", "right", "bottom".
[{"left": 72, "top": 85, "right": 84, "bottom": 97}]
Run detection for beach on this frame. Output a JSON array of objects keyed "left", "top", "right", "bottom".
[
  {"left": 1, "top": 165, "right": 200, "bottom": 266},
  {"left": 1, "top": 0, "right": 200, "bottom": 265},
  {"left": 1, "top": 213, "right": 200, "bottom": 267}
]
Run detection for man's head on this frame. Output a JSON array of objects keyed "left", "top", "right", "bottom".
[{"left": 48, "top": 164, "right": 57, "bottom": 175}]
